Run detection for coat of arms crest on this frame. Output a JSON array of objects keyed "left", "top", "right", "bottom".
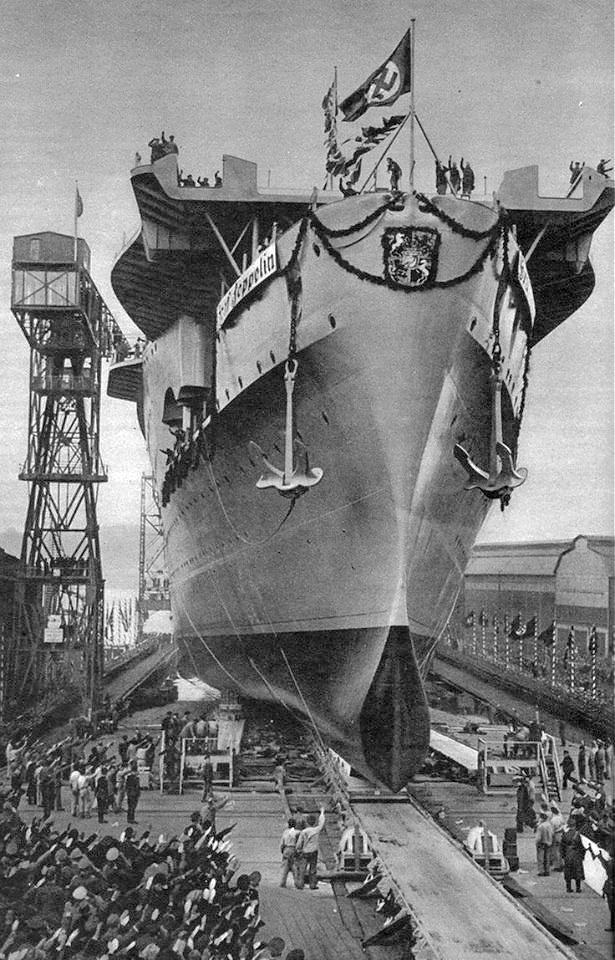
[{"left": 381, "top": 226, "right": 440, "bottom": 288}]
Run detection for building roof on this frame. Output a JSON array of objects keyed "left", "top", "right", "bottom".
[{"left": 467, "top": 535, "right": 614, "bottom": 578}]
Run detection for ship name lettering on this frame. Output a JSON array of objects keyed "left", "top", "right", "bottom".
[{"left": 217, "top": 243, "right": 278, "bottom": 328}]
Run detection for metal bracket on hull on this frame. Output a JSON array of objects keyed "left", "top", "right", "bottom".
[
  {"left": 454, "top": 351, "right": 527, "bottom": 510},
  {"left": 248, "top": 359, "right": 323, "bottom": 498}
]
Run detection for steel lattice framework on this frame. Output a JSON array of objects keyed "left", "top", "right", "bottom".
[
  {"left": 137, "top": 473, "right": 169, "bottom": 641},
  {"left": 10, "top": 232, "right": 119, "bottom": 713}
]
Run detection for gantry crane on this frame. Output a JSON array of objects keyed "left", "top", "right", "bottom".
[{"left": 10, "top": 231, "right": 121, "bottom": 716}]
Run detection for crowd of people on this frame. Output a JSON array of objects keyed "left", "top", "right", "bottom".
[
  {"left": 5, "top": 730, "right": 161, "bottom": 828},
  {"left": 1, "top": 721, "right": 306, "bottom": 959},
  {"left": 143, "top": 132, "right": 223, "bottom": 189},
  {"left": 0, "top": 801, "right": 296, "bottom": 959},
  {"left": 514, "top": 761, "right": 613, "bottom": 919}
]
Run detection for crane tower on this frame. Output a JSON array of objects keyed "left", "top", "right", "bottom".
[{"left": 10, "top": 232, "right": 118, "bottom": 714}]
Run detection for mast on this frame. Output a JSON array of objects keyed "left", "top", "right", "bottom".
[{"left": 409, "top": 18, "right": 416, "bottom": 189}]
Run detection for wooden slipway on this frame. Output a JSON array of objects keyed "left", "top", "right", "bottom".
[{"left": 355, "top": 801, "right": 575, "bottom": 959}]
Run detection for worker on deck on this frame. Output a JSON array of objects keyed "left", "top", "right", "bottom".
[
  {"left": 295, "top": 806, "right": 326, "bottom": 890},
  {"left": 435, "top": 159, "right": 448, "bottom": 194},
  {"left": 448, "top": 156, "right": 461, "bottom": 193},
  {"left": 460, "top": 158, "right": 475, "bottom": 198},
  {"left": 387, "top": 157, "right": 402, "bottom": 192},
  {"left": 465, "top": 820, "right": 500, "bottom": 855}
]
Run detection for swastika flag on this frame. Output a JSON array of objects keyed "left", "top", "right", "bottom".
[{"left": 340, "top": 30, "right": 411, "bottom": 122}]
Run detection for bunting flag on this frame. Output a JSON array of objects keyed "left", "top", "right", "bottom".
[
  {"left": 509, "top": 613, "right": 525, "bottom": 638},
  {"left": 325, "top": 114, "right": 404, "bottom": 183},
  {"left": 322, "top": 80, "right": 337, "bottom": 135},
  {"left": 539, "top": 621, "right": 556, "bottom": 646},
  {"left": 479, "top": 610, "right": 489, "bottom": 627},
  {"left": 75, "top": 185, "right": 83, "bottom": 219},
  {"left": 464, "top": 610, "right": 474, "bottom": 628},
  {"left": 340, "top": 30, "right": 411, "bottom": 122}
]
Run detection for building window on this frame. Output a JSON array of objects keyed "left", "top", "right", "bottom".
[{"left": 29, "top": 238, "right": 41, "bottom": 260}]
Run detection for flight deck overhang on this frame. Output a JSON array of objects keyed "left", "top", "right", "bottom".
[
  {"left": 496, "top": 166, "right": 614, "bottom": 344},
  {"left": 111, "top": 153, "right": 337, "bottom": 341}
]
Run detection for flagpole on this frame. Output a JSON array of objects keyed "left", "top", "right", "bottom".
[
  {"left": 359, "top": 109, "right": 411, "bottom": 193},
  {"left": 74, "top": 180, "right": 79, "bottom": 262},
  {"left": 409, "top": 18, "right": 416, "bottom": 189},
  {"left": 331, "top": 66, "right": 338, "bottom": 191}
]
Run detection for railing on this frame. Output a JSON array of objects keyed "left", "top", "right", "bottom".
[{"left": 32, "top": 373, "right": 94, "bottom": 394}]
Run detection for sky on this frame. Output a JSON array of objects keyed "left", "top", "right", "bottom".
[{"left": 0, "top": 0, "right": 612, "bottom": 586}]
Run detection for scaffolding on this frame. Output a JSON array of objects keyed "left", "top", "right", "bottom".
[
  {"left": 137, "top": 473, "right": 169, "bottom": 642},
  {"left": 9, "top": 231, "right": 121, "bottom": 715}
]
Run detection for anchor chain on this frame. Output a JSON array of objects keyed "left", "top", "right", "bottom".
[
  {"left": 454, "top": 224, "right": 528, "bottom": 510},
  {"left": 248, "top": 224, "right": 323, "bottom": 498}
]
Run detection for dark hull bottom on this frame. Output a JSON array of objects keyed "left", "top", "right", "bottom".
[{"left": 177, "top": 624, "right": 430, "bottom": 792}]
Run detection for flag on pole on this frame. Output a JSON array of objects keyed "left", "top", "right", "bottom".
[
  {"left": 75, "top": 185, "right": 83, "bottom": 219},
  {"left": 464, "top": 610, "right": 474, "bottom": 628},
  {"left": 340, "top": 30, "right": 411, "bottom": 122},
  {"left": 537, "top": 621, "right": 555, "bottom": 646}
]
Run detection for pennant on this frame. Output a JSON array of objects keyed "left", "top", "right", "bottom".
[
  {"left": 340, "top": 31, "right": 411, "bottom": 122},
  {"left": 322, "top": 80, "right": 337, "bottom": 135},
  {"left": 509, "top": 614, "right": 526, "bottom": 639},
  {"left": 538, "top": 621, "right": 555, "bottom": 646},
  {"left": 75, "top": 186, "right": 84, "bottom": 219}
]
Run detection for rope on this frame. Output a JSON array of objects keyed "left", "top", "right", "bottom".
[
  {"left": 279, "top": 647, "right": 330, "bottom": 758},
  {"left": 247, "top": 655, "right": 308, "bottom": 727},
  {"left": 174, "top": 590, "right": 251, "bottom": 696}
]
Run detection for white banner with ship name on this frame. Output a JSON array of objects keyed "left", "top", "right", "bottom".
[{"left": 216, "top": 242, "right": 278, "bottom": 328}]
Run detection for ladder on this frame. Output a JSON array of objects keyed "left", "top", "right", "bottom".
[{"left": 538, "top": 735, "right": 562, "bottom": 802}]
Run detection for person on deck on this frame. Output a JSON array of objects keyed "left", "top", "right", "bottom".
[
  {"left": 561, "top": 750, "right": 576, "bottom": 789},
  {"left": 578, "top": 741, "right": 586, "bottom": 781},
  {"left": 125, "top": 761, "right": 141, "bottom": 824},
  {"left": 435, "top": 160, "right": 448, "bottom": 194},
  {"left": 549, "top": 803, "right": 565, "bottom": 871},
  {"left": 295, "top": 807, "right": 326, "bottom": 890},
  {"left": 386, "top": 157, "right": 402, "bottom": 192},
  {"left": 448, "top": 156, "right": 461, "bottom": 193},
  {"left": 214, "top": 170, "right": 223, "bottom": 187},
  {"left": 569, "top": 160, "right": 584, "bottom": 184},
  {"left": 460, "top": 158, "right": 475, "bottom": 198},
  {"left": 597, "top": 158, "right": 612, "bottom": 176},
  {"left": 535, "top": 811, "right": 554, "bottom": 876},
  {"left": 561, "top": 824, "right": 585, "bottom": 893},
  {"left": 279, "top": 817, "right": 300, "bottom": 888}
]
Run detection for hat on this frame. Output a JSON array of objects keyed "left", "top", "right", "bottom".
[
  {"left": 73, "top": 885, "right": 88, "bottom": 901},
  {"left": 106, "top": 847, "right": 120, "bottom": 862}
]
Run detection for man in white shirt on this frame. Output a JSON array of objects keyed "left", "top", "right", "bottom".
[
  {"left": 279, "top": 817, "right": 299, "bottom": 887},
  {"left": 69, "top": 765, "right": 82, "bottom": 816},
  {"left": 295, "top": 807, "right": 325, "bottom": 890}
]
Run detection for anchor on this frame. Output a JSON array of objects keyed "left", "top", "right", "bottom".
[
  {"left": 454, "top": 347, "right": 527, "bottom": 510},
  {"left": 249, "top": 358, "right": 323, "bottom": 498}
]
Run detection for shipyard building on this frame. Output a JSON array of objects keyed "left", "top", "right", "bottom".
[{"left": 461, "top": 535, "right": 614, "bottom": 659}]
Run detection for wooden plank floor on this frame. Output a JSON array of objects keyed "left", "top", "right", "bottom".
[{"left": 355, "top": 801, "right": 577, "bottom": 959}]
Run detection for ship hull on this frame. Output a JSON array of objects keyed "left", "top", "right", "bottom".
[{"left": 140, "top": 192, "right": 531, "bottom": 789}]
